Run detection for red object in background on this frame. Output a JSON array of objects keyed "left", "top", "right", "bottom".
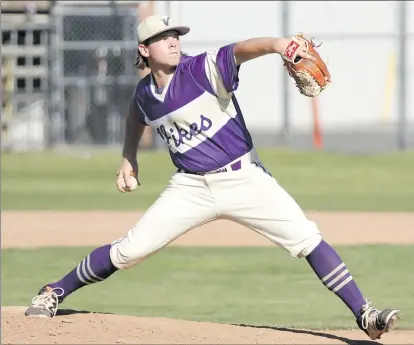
[{"left": 311, "top": 97, "right": 323, "bottom": 149}]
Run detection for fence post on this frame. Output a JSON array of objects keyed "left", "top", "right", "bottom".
[
  {"left": 49, "top": 2, "right": 65, "bottom": 147},
  {"left": 281, "top": 1, "right": 290, "bottom": 145},
  {"left": 397, "top": 1, "right": 407, "bottom": 151}
]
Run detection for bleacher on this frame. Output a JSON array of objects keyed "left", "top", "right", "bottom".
[
  {"left": 1, "top": 0, "right": 145, "bottom": 149},
  {"left": 1, "top": 1, "right": 54, "bottom": 149}
]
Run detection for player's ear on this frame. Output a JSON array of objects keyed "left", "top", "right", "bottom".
[{"left": 138, "top": 44, "right": 149, "bottom": 58}]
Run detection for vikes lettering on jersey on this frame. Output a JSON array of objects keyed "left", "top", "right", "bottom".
[
  {"left": 155, "top": 114, "right": 212, "bottom": 152},
  {"left": 134, "top": 43, "right": 254, "bottom": 173},
  {"left": 151, "top": 92, "right": 237, "bottom": 154}
]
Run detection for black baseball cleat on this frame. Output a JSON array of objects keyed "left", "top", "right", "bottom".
[
  {"left": 25, "top": 287, "right": 64, "bottom": 318},
  {"left": 356, "top": 300, "right": 400, "bottom": 340}
]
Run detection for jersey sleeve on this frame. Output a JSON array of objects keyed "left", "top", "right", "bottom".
[
  {"left": 183, "top": 44, "right": 240, "bottom": 99},
  {"left": 204, "top": 43, "right": 240, "bottom": 99},
  {"left": 131, "top": 94, "right": 148, "bottom": 126},
  {"left": 131, "top": 86, "right": 149, "bottom": 126},
  {"left": 135, "top": 100, "right": 148, "bottom": 126}
]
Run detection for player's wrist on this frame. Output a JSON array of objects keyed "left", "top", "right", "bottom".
[
  {"left": 272, "top": 38, "right": 291, "bottom": 55},
  {"left": 122, "top": 153, "right": 137, "bottom": 163},
  {"left": 122, "top": 143, "right": 138, "bottom": 160}
]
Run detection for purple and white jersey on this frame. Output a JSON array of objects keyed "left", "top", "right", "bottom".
[{"left": 134, "top": 43, "right": 254, "bottom": 173}]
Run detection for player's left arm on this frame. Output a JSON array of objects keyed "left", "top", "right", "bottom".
[{"left": 233, "top": 37, "right": 315, "bottom": 65}]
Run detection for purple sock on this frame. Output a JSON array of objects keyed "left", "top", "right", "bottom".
[
  {"left": 48, "top": 244, "right": 118, "bottom": 302},
  {"left": 306, "top": 240, "right": 366, "bottom": 318}
]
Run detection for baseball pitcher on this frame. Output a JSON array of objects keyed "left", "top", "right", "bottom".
[{"left": 25, "top": 15, "right": 399, "bottom": 341}]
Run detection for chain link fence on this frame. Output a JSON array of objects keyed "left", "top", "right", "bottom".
[
  {"left": 2, "top": 1, "right": 412, "bottom": 153},
  {"left": 54, "top": 3, "right": 142, "bottom": 146}
]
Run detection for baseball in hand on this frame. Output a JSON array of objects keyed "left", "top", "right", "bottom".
[{"left": 127, "top": 174, "right": 138, "bottom": 191}]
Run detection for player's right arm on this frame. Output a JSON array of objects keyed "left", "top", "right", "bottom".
[
  {"left": 116, "top": 93, "right": 146, "bottom": 193},
  {"left": 189, "top": 38, "right": 315, "bottom": 100},
  {"left": 232, "top": 37, "right": 314, "bottom": 65}
]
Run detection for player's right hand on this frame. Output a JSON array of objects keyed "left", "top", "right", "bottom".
[{"left": 116, "top": 157, "right": 140, "bottom": 193}]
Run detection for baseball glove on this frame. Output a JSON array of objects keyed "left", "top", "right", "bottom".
[{"left": 281, "top": 33, "right": 331, "bottom": 97}]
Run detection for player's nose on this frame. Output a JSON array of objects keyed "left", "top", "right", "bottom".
[{"left": 168, "top": 36, "right": 178, "bottom": 47}]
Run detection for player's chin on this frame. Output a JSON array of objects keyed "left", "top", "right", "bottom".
[
  {"left": 167, "top": 54, "right": 181, "bottom": 66},
  {"left": 169, "top": 61, "right": 180, "bottom": 68}
]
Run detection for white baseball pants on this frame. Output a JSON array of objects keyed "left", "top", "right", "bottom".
[{"left": 110, "top": 157, "right": 322, "bottom": 270}]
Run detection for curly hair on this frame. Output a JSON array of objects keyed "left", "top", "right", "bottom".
[{"left": 134, "top": 48, "right": 149, "bottom": 70}]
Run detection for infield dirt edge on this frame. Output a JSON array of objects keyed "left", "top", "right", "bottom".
[{"left": 2, "top": 211, "right": 414, "bottom": 344}]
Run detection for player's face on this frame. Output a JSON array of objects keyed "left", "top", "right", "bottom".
[{"left": 142, "top": 30, "right": 182, "bottom": 68}]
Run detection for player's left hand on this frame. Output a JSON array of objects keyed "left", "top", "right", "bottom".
[{"left": 280, "top": 33, "right": 331, "bottom": 97}]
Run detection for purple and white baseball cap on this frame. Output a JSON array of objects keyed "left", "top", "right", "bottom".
[{"left": 137, "top": 15, "right": 190, "bottom": 44}]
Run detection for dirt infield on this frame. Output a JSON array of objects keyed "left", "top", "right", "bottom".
[
  {"left": 2, "top": 211, "right": 414, "bottom": 344},
  {"left": 3, "top": 211, "right": 414, "bottom": 248},
  {"left": 2, "top": 306, "right": 414, "bottom": 345}
]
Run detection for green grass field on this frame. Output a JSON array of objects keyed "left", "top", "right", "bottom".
[
  {"left": 2, "top": 148, "right": 414, "bottom": 211},
  {"left": 2, "top": 245, "right": 413, "bottom": 330},
  {"left": 2, "top": 148, "right": 413, "bottom": 331}
]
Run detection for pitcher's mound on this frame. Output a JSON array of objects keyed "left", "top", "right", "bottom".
[{"left": 2, "top": 306, "right": 413, "bottom": 344}]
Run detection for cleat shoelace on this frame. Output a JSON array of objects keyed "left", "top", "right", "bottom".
[
  {"left": 30, "top": 288, "right": 64, "bottom": 317},
  {"left": 361, "top": 305, "right": 381, "bottom": 330}
]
